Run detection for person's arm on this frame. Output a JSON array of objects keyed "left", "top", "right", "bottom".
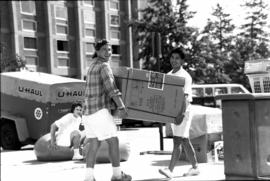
[
  {"left": 50, "top": 123, "right": 58, "bottom": 149},
  {"left": 174, "top": 73, "right": 192, "bottom": 125},
  {"left": 174, "top": 94, "right": 188, "bottom": 125},
  {"left": 101, "top": 64, "right": 128, "bottom": 118},
  {"left": 111, "top": 96, "right": 128, "bottom": 118}
]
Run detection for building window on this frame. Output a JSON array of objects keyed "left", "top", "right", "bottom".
[
  {"left": 85, "top": 28, "right": 95, "bottom": 37},
  {"left": 83, "top": 0, "right": 94, "bottom": 6},
  {"left": 25, "top": 56, "right": 38, "bottom": 65},
  {"left": 24, "top": 37, "right": 37, "bottom": 49},
  {"left": 110, "top": 0, "right": 119, "bottom": 10},
  {"left": 20, "top": 1, "right": 36, "bottom": 15},
  {"left": 22, "top": 19, "right": 36, "bottom": 31},
  {"left": 56, "top": 24, "right": 68, "bottom": 35},
  {"left": 58, "top": 58, "right": 69, "bottom": 67},
  {"left": 85, "top": 42, "right": 95, "bottom": 54},
  {"left": 84, "top": 10, "right": 95, "bottom": 24},
  {"left": 111, "top": 45, "right": 120, "bottom": 55},
  {"left": 110, "top": 15, "right": 120, "bottom": 27},
  {"left": 110, "top": 31, "right": 120, "bottom": 40},
  {"left": 57, "top": 40, "right": 69, "bottom": 51},
  {"left": 55, "top": 6, "right": 68, "bottom": 20}
]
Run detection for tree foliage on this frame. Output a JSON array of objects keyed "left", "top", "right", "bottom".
[
  {"left": 238, "top": 0, "right": 270, "bottom": 60},
  {"left": 0, "top": 42, "right": 26, "bottom": 73},
  {"left": 130, "top": 0, "right": 196, "bottom": 73},
  {"left": 129, "top": 0, "right": 270, "bottom": 88}
]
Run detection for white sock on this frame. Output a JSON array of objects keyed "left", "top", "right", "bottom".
[
  {"left": 112, "top": 166, "right": 121, "bottom": 178},
  {"left": 85, "top": 167, "right": 94, "bottom": 179},
  {"left": 73, "top": 148, "right": 80, "bottom": 156}
]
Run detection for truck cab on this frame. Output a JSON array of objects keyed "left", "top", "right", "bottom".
[{"left": 191, "top": 83, "right": 250, "bottom": 107}]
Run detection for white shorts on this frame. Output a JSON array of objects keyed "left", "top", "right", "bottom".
[
  {"left": 83, "top": 108, "right": 117, "bottom": 141},
  {"left": 171, "top": 105, "right": 193, "bottom": 138},
  {"left": 56, "top": 130, "right": 85, "bottom": 147},
  {"left": 56, "top": 134, "right": 71, "bottom": 147}
]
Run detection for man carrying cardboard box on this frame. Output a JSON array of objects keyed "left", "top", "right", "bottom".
[
  {"left": 83, "top": 39, "right": 131, "bottom": 181},
  {"left": 159, "top": 48, "right": 200, "bottom": 179}
]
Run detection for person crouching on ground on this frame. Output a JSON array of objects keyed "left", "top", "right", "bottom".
[
  {"left": 50, "top": 102, "right": 85, "bottom": 160},
  {"left": 83, "top": 39, "right": 132, "bottom": 181},
  {"left": 159, "top": 48, "right": 200, "bottom": 179}
]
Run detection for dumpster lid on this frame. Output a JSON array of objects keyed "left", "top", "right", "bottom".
[{"left": 216, "top": 93, "right": 270, "bottom": 100}]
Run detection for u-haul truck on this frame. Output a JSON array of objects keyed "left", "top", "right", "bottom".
[{"left": 1, "top": 71, "right": 85, "bottom": 150}]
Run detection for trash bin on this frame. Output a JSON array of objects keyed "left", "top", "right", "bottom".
[{"left": 217, "top": 93, "right": 270, "bottom": 180}]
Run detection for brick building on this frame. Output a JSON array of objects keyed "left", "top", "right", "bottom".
[{"left": 0, "top": 0, "right": 147, "bottom": 79}]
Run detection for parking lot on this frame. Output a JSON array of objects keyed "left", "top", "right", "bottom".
[{"left": 1, "top": 127, "right": 225, "bottom": 181}]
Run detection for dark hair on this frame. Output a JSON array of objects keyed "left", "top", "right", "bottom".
[
  {"left": 92, "top": 39, "right": 109, "bottom": 58},
  {"left": 169, "top": 48, "right": 186, "bottom": 60},
  {"left": 70, "top": 102, "right": 82, "bottom": 113}
]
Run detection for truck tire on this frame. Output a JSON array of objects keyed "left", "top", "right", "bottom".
[{"left": 1, "top": 121, "right": 21, "bottom": 150}]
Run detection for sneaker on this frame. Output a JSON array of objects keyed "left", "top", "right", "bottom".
[
  {"left": 158, "top": 168, "right": 173, "bottom": 179},
  {"left": 111, "top": 171, "right": 132, "bottom": 181},
  {"left": 183, "top": 167, "right": 200, "bottom": 177},
  {"left": 72, "top": 154, "right": 83, "bottom": 160}
]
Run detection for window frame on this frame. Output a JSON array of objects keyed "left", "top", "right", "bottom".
[
  {"left": 83, "top": 0, "right": 94, "bottom": 7},
  {"left": 20, "top": 1, "right": 36, "bottom": 15},
  {"left": 110, "top": 30, "right": 120, "bottom": 40},
  {"left": 23, "top": 37, "right": 38, "bottom": 51},
  {"left": 56, "top": 23, "right": 69, "bottom": 35},
  {"left": 111, "top": 44, "right": 120, "bottom": 55},
  {"left": 85, "top": 27, "right": 96, "bottom": 38},
  {"left": 110, "top": 15, "right": 120, "bottom": 27},
  {"left": 56, "top": 40, "right": 69, "bottom": 53},
  {"left": 25, "top": 55, "right": 39, "bottom": 66},
  {"left": 109, "top": 0, "right": 120, "bottom": 11},
  {"left": 22, "top": 19, "right": 37, "bottom": 32},
  {"left": 54, "top": 5, "right": 68, "bottom": 21},
  {"left": 57, "top": 57, "right": 70, "bottom": 67},
  {"left": 85, "top": 42, "right": 95, "bottom": 55},
  {"left": 83, "top": 10, "right": 95, "bottom": 24}
]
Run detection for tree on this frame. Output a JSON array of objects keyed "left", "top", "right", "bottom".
[
  {"left": 130, "top": 0, "right": 196, "bottom": 73},
  {"left": 190, "top": 3, "right": 235, "bottom": 84},
  {"left": 203, "top": 4, "right": 235, "bottom": 53},
  {"left": 0, "top": 42, "right": 26, "bottom": 72},
  {"left": 238, "top": 0, "right": 270, "bottom": 59},
  {"left": 223, "top": 0, "right": 270, "bottom": 90}
]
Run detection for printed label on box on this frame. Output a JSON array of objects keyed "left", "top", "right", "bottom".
[{"left": 148, "top": 71, "right": 165, "bottom": 90}]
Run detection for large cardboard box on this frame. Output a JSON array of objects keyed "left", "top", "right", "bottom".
[{"left": 113, "top": 67, "right": 185, "bottom": 124}]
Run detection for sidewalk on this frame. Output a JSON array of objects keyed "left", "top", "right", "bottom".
[{"left": 0, "top": 127, "right": 225, "bottom": 181}]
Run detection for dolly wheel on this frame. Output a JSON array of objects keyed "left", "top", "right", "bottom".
[{"left": 1, "top": 121, "right": 21, "bottom": 150}]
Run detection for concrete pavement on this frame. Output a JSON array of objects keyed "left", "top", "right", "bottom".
[{"left": 1, "top": 127, "right": 225, "bottom": 181}]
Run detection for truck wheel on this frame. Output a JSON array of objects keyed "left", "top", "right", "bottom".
[{"left": 1, "top": 121, "right": 21, "bottom": 150}]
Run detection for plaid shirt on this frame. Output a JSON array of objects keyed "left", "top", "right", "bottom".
[{"left": 84, "top": 58, "right": 121, "bottom": 115}]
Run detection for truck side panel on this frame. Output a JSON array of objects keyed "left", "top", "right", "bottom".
[{"left": 1, "top": 93, "right": 50, "bottom": 140}]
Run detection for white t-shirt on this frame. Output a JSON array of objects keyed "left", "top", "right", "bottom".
[
  {"left": 167, "top": 67, "right": 193, "bottom": 138},
  {"left": 55, "top": 113, "right": 81, "bottom": 147},
  {"left": 167, "top": 67, "right": 193, "bottom": 102}
]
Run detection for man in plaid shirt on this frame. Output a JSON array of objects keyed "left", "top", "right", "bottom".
[{"left": 83, "top": 39, "right": 132, "bottom": 181}]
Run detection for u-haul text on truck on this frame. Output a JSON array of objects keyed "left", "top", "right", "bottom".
[{"left": 1, "top": 71, "right": 85, "bottom": 150}]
